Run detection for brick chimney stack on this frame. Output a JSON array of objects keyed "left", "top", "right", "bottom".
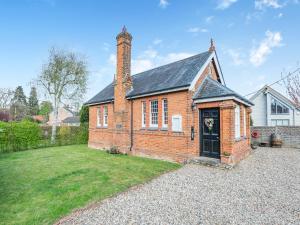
[{"left": 114, "top": 26, "right": 132, "bottom": 112}]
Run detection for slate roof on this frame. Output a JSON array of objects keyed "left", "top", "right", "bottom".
[
  {"left": 62, "top": 116, "right": 80, "bottom": 124},
  {"left": 86, "top": 51, "right": 213, "bottom": 105},
  {"left": 85, "top": 82, "right": 114, "bottom": 105},
  {"left": 193, "top": 76, "right": 254, "bottom": 106}
]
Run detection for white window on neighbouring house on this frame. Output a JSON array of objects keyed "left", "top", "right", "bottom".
[
  {"left": 103, "top": 106, "right": 108, "bottom": 127},
  {"left": 235, "top": 105, "right": 240, "bottom": 139},
  {"left": 243, "top": 108, "right": 247, "bottom": 137},
  {"left": 271, "top": 98, "right": 289, "bottom": 114},
  {"left": 172, "top": 115, "right": 182, "bottom": 132},
  {"left": 97, "top": 107, "right": 101, "bottom": 127},
  {"left": 271, "top": 119, "right": 289, "bottom": 126},
  {"left": 162, "top": 99, "right": 168, "bottom": 128},
  {"left": 142, "top": 101, "right": 146, "bottom": 128},
  {"left": 150, "top": 100, "right": 158, "bottom": 127}
]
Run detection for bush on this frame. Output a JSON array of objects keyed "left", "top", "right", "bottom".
[
  {"left": 0, "top": 121, "right": 41, "bottom": 152},
  {"left": 0, "top": 122, "right": 89, "bottom": 153}
]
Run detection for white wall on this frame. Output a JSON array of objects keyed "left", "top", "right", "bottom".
[
  {"left": 295, "top": 110, "right": 300, "bottom": 126},
  {"left": 251, "top": 92, "right": 267, "bottom": 126},
  {"left": 251, "top": 92, "right": 299, "bottom": 126}
]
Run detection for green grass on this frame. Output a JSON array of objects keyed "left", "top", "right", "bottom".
[{"left": 0, "top": 145, "right": 180, "bottom": 225}]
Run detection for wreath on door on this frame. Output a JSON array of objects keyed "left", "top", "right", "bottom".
[{"left": 204, "top": 118, "right": 214, "bottom": 132}]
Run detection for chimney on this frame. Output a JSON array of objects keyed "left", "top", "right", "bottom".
[
  {"left": 114, "top": 26, "right": 132, "bottom": 112},
  {"left": 116, "top": 26, "right": 132, "bottom": 90},
  {"left": 209, "top": 38, "right": 215, "bottom": 52}
]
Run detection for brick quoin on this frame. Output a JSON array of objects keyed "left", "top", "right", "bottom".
[{"left": 88, "top": 29, "right": 252, "bottom": 165}]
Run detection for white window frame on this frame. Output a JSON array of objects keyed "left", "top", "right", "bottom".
[
  {"left": 97, "top": 107, "right": 101, "bottom": 127},
  {"left": 103, "top": 106, "right": 108, "bottom": 127},
  {"left": 172, "top": 115, "right": 182, "bottom": 132},
  {"left": 141, "top": 101, "right": 146, "bottom": 128},
  {"left": 235, "top": 105, "right": 240, "bottom": 139},
  {"left": 271, "top": 119, "right": 289, "bottom": 126},
  {"left": 243, "top": 108, "right": 247, "bottom": 137},
  {"left": 271, "top": 97, "right": 290, "bottom": 115},
  {"left": 150, "top": 100, "right": 158, "bottom": 128},
  {"left": 162, "top": 99, "right": 168, "bottom": 128}
]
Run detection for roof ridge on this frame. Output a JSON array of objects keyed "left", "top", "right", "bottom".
[{"left": 131, "top": 51, "right": 211, "bottom": 78}]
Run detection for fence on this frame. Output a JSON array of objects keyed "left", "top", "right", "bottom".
[
  {"left": 0, "top": 121, "right": 88, "bottom": 153},
  {"left": 251, "top": 126, "right": 300, "bottom": 148}
]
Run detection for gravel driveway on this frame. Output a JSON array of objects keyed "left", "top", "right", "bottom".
[{"left": 57, "top": 147, "right": 300, "bottom": 225}]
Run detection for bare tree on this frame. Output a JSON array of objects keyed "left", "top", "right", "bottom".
[
  {"left": 37, "top": 47, "right": 88, "bottom": 142},
  {"left": 282, "top": 68, "right": 300, "bottom": 108},
  {"left": 0, "top": 88, "right": 14, "bottom": 109}
]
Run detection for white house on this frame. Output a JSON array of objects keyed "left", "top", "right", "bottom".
[
  {"left": 250, "top": 85, "right": 300, "bottom": 126},
  {"left": 48, "top": 107, "right": 78, "bottom": 126}
]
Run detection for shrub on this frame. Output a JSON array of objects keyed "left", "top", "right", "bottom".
[
  {"left": 106, "top": 146, "right": 120, "bottom": 154},
  {"left": 0, "top": 122, "right": 89, "bottom": 153},
  {"left": 0, "top": 121, "right": 41, "bottom": 153}
]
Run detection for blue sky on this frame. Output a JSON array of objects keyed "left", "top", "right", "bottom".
[{"left": 0, "top": 0, "right": 299, "bottom": 102}]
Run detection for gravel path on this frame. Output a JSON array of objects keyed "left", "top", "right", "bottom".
[{"left": 57, "top": 147, "right": 300, "bottom": 225}]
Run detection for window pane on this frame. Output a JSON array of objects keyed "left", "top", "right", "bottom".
[
  {"left": 142, "top": 102, "right": 146, "bottom": 127},
  {"left": 282, "top": 120, "right": 289, "bottom": 126},
  {"left": 151, "top": 100, "right": 158, "bottom": 126},
  {"left": 271, "top": 120, "right": 276, "bottom": 126},
  {"left": 271, "top": 99, "right": 276, "bottom": 114},
  {"left": 277, "top": 104, "right": 283, "bottom": 114},
  {"left": 97, "top": 108, "right": 101, "bottom": 126},
  {"left": 103, "top": 106, "right": 108, "bottom": 126},
  {"left": 277, "top": 120, "right": 283, "bottom": 126},
  {"left": 163, "top": 99, "right": 168, "bottom": 126},
  {"left": 235, "top": 106, "right": 240, "bottom": 139}
]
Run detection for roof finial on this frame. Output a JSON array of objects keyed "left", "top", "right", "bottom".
[
  {"left": 122, "top": 25, "right": 127, "bottom": 33},
  {"left": 209, "top": 38, "right": 215, "bottom": 52}
]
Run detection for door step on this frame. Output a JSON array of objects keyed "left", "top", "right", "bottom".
[{"left": 186, "top": 157, "right": 233, "bottom": 169}]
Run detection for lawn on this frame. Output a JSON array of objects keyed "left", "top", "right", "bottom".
[{"left": 0, "top": 145, "right": 180, "bottom": 225}]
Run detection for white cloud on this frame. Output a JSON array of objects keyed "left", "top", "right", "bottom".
[
  {"left": 162, "top": 52, "right": 194, "bottom": 64},
  {"left": 255, "top": 0, "right": 283, "bottom": 9},
  {"left": 187, "top": 27, "right": 208, "bottom": 33},
  {"left": 159, "top": 0, "right": 169, "bottom": 8},
  {"left": 153, "top": 39, "right": 162, "bottom": 45},
  {"left": 132, "top": 59, "right": 154, "bottom": 74},
  {"left": 141, "top": 49, "right": 158, "bottom": 59},
  {"left": 108, "top": 54, "right": 116, "bottom": 66},
  {"left": 205, "top": 16, "right": 214, "bottom": 23},
  {"left": 227, "top": 49, "right": 245, "bottom": 65},
  {"left": 103, "top": 42, "right": 110, "bottom": 51},
  {"left": 250, "top": 30, "right": 282, "bottom": 66},
  {"left": 132, "top": 51, "right": 193, "bottom": 74},
  {"left": 216, "top": 0, "right": 238, "bottom": 9},
  {"left": 277, "top": 12, "right": 283, "bottom": 18}
]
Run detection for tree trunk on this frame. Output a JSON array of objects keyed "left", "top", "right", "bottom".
[{"left": 51, "top": 99, "right": 58, "bottom": 143}]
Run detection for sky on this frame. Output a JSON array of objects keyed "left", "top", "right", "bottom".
[{"left": 0, "top": 0, "right": 299, "bottom": 102}]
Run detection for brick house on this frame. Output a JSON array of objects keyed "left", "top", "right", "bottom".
[{"left": 86, "top": 27, "right": 253, "bottom": 165}]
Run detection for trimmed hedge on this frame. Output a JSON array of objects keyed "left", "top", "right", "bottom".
[{"left": 0, "top": 121, "right": 88, "bottom": 153}]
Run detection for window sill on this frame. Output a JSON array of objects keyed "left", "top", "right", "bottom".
[
  {"left": 148, "top": 127, "right": 158, "bottom": 131},
  {"left": 96, "top": 126, "right": 108, "bottom": 129},
  {"left": 160, "top": 127, "right": 168, "bottom": 131},
  {"left": 172, "top": 130, "right": 183, "bottom": 134},
  {"left": 235, "top": 136, "right": 247, "bottom": 142}
]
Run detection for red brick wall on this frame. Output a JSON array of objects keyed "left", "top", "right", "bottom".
[{"left": 88, "top": 61, "right": 251, "bottom": 164}]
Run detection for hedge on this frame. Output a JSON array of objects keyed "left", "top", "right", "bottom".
[{"left": 0, "top": 121, "right": 88, "bottom": 153}]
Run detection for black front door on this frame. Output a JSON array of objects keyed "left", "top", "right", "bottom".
[{"left": 200, "top": 108, "right": 220, "bottom": 159}]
